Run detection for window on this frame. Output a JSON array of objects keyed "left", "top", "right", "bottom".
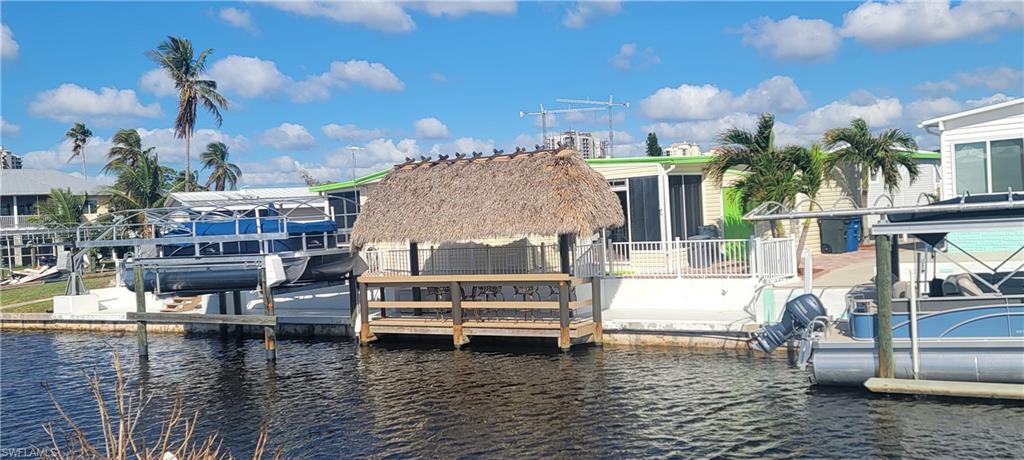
[
  {"left": 84, "top": 199, "right": 99, "bottom": 214},
  {"left": 954, "top": 138, "right": 1024, "bottom": 194},
  {"left": 991, "top": 138, "right": 1024, "bottom": 192},
  {"left": 954, "top": 142, "right": 988, "bottom": 195}
]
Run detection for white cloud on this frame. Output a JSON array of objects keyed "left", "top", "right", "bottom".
[
  {"left": 321, "top": 123, "right": 386, "bottom": 141},
  {"left": 410, "top": 1, "right": 517, "bottom": 18},
  {"left": 644, "top": 113, "right": 811, "bottom": 148},
  {"left": 205, "top": 55, "right": 404, "bottom": 103},
  {"left": 906, "top": 97, "right": 963, "bottom": 122},
  {"left": 955, "top": 66, "right": 1023, "bottom": 91},
  {"left": 841, "top": 0, "right": 1024, "bottom": 48},
  {"left": 327, "top": 59, "right": 405, "bottom": 91},
  {"left": 219, "top": 7, "right": 259, "bottom": 33},
  {"left": 20, "top": 128, "right": 247, "bottom": 171},
  {"left": 1, "top": 23, "right": 18, "bottom": 60},
  {"left": 965, "top": 93, "right": 1015, "bottom": 108},
  {"left": 260, "top": 123, "right": 317, "bottom": 151},
  {"left": 563, "top": 1, "right": 621, "bottom": 28},
  {"left": 325, "top": 138, "right": 422, "bottom": 175},
  {"left": 208, "top": 55, "right": 291, "bottom": 98},
  {"left": 610, "top": 43, "right": 660, "bottom": 70},
  {"left": 509, "top": 133, "right": 543, "bottom": 151},
  {"left": 28, "top": 84, "right": 161, "bottom": 125},
  {"left": 915, "top": 80, "right": 959, "bottom": 94},
  {"left": 414, "top": 117, "right": 449, "bottom": 139},
  {"left": 0, "top": 117, "right": 21, "bottom": 137},
  {"left": 431, "top": 72, "right": 448, "bottom": 82},
  {"left": 738, "top": 16, "right": 841, "bottom": 60},
  {"left": 430, "top": 137, "right": 496, "bottom": 155},
  {"left": 239, "top": 155, "right": 343, "bottom": 186},
  {"left": 640, "top": 76, "right": 807, "bottom": 120},
  {"left": 794, "top": 92, "right": 903, "bottom": 135},
  {"left": 268, "top": 1, "right": 416, "bottom": 33},
  {"left": 138, "top": 68, "right": 177, "bottom": 97}
]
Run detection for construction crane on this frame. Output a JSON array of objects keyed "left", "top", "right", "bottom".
[
  {"left": 519, "top": 104, "right": 604, "bottom": 149},
  {"left": 555, "top": 96, "right": 630, "bottom": 157}
]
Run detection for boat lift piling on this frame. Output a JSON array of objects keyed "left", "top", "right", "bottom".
[
  {"left": 874, "top": 234, "right": 895, "bottom": 379},
  {"left": 259, "top": 267, "right": 277, "bottom": 361},
  {"left": 134, "top": 264, "right": 148, "bottom": 359}
]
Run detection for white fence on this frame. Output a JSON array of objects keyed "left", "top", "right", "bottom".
[{"left": 363, "top": 237, "right": 797, "bottom": 281}]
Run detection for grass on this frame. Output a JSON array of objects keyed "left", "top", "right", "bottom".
[
  {"left": 0, "top": 274, "right": 115, "bottom": 309},
  {"left": 5, "top": 300, "right": 54, "bottom": 313}
]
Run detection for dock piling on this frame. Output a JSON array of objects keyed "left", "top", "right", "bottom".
[
  {"left": 451, "top": 281, "right": 469, "bottom": 348},
  {"left": 591, "top": 277, "right": 603, "bottom": 345},
  {"left": 232, "top": 290, "right": 243, "bottom": 338},
  {"left": 358, "top": 281, "right": 375, "bottom": 344},
  {"left": 133, "top": 263, "right": 148, "bottom": 359},
  {"left": 217, "top": 292, "right": 228, "bottom": 337},
  {"left": 259, "top": 268, "right": 277, "bottom": 361},
  {"left": 558, "top": 280, "right": 570, "bottom": 351},
  {"left": 875, "top": 234, "right": 895, "bottom": 379}
]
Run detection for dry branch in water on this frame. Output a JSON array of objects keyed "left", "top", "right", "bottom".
[{"left": 41, "top": 351, "right": 280, "bottom": 460}]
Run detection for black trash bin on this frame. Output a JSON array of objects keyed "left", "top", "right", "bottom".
[
  {"left": 819, "top": 217, "right": 861, "bottom": 254},
  {"left": 688, "top": 225, "right": 722, "bottom": 268}
]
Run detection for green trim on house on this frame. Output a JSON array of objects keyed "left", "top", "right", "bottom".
[
  {"left": 308, "top": 151, "right": 939, "bottom": 193},
  {"left": 309, "top": 169, "right": 390, "bottom": 193},
  {"left": 585, "top": 155, "right": 716, "bottom": 166}
]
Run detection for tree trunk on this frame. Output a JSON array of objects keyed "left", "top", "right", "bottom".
[
  {"left": 796, "top": 218, "right": 811, "bottom": 272},
  {"left": 81, "top": 151, "right": 88, "bottom": 181},
  {"left": 184, "top": 134, "right": 192, "bottom": 192}
]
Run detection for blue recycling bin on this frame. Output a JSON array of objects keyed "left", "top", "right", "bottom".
[{"left": 846, "top": 217, "right": 862, "bottom": 252}]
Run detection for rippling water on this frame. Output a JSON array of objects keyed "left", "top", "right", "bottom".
[{"left": 2, "top": 331, "right": 1022, "bottom": 459}]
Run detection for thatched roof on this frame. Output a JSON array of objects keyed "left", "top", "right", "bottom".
[{"left": 351, "top": 148, "right": 624, "bottom": 247}]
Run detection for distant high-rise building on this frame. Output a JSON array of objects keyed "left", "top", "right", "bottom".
[
  {"left": 544, "top": 130, "right": 608, "bottom": 159},
  {"left": 1, "top": 148, "right": 22, "bottom": 169},
  {"left": 664, "top": 142, "right": 702, "bottom": 157}
]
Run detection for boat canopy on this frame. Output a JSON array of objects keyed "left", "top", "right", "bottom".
[{"left": 872, "top": 192, "right": 1024, "bottom": 246}]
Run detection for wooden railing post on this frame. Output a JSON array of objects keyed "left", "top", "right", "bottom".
[
  {"left": 259, "top": 267, "right": 277, "bottom": 362},
  {"left": 558, "top": 280, "right": 570, "bottom": 351},
  {"left": 451, "top": 281, "right": 469, "bottom": 348},
  {"left": 591, "top": 277, "right": 603, "bottom": 345},
  {"left": 133, "top": 263, "right": 148, "bottom": 359}
]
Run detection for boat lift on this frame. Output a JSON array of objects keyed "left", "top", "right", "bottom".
[
  {"left": 744, "top": 191, "right": 1024, "bottom": 396},
  {"left": 71, "top": 196, "right": 361, "bottom": 362}
]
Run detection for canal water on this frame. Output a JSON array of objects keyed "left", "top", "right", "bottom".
[{"left": 2, "top": 331, "right": 1022, "bottom": 459}]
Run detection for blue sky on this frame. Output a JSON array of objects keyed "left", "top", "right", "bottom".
[{"left": 1, "top": 1, "right": 1022, "bottom": 187}]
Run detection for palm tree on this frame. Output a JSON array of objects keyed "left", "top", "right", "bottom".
[
  {"left": 200, "top": 142, "right": 241, "bottom": 191},
  {"left": 705, "top": 113, "right": 822, "bottom": 237},
  {"left": 105, "top": 153, "right": 169, "bottom": 212},
  {"left": 146, "top": 36, "right": 228, "bottom": 192},
  {"left": 64, "top": 123, "right": 93, "bottom": 180},
  {"left": 167, "top": 169, "right": 207, "bottom": 195},
  {"left": 32, "top": 188, "right": 87, "bottom": 229},
  {"left": 823, "top": 118, "right": 919, "bottom": 206},
  {"left": 103, "top": 129, "right": 155, "bottom": 174}
]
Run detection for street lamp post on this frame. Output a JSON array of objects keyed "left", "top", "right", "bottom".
[{"left": 345, "top": 146, "right": 363, "bottom": 184}]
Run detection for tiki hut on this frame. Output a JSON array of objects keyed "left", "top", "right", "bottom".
[{"left": 351, "top": 148, "right": 624, "bottom": 250}]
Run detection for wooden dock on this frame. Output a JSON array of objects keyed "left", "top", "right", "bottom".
[
  {"left": 865, "top": 378, "right": 1024, "bottom": 400},
  {"left": 358, "top": 273, "right": 602, "bottom": 350}
]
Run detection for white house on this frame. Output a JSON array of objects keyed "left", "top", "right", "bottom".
[{"left": 919, "top": 98, "right": 1024, "bottom": 199}]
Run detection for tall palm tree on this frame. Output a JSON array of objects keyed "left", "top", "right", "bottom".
[
  {"left": 705, "top": 113, "right": 821, "bottom": 237},
  {"left": 200, "top": 142, "right": 241, "bottom": 191},
  {"left": 823, "top": 118, "right": 919, "bottom": 205},
  {"left": 64, "top": 122, "right": 93, "bottom": 180},
  {"left": 103, "top": 128, "right": 155, "bottom": 174},
  {"left": 31, "top": 188, "right": 87, "bottom": 229},
  {"left": 146, "top": 36, "right": 228, "bottom": 192}
]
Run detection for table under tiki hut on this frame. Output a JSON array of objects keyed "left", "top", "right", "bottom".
[{"left": 351, "top": 147, "right": 625, "bottom": 350}]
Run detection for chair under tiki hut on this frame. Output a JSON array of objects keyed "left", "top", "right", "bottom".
[{"left": 351, "top": 147, "right": 624, "bottom": 350}]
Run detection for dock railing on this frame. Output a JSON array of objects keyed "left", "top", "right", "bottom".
[{"left": 362, "top": 236, "right": 796, "bottom": 281}]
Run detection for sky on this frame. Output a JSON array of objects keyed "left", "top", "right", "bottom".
[{"left": 1, "top": 1, "right": 1022, "bottom": 187}]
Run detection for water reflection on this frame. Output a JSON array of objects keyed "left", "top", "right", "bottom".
[{"left": 2, "top": 332, "right": 1022, "bottom": 458}]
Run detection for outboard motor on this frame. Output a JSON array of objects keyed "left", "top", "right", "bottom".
[{"left": 750, "top": 294, "right": 828, "bottom": 353}]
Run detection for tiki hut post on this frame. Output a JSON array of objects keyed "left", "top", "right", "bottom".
[{"left": 558, "top": 234, "right": 571, "bottom": 274}]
